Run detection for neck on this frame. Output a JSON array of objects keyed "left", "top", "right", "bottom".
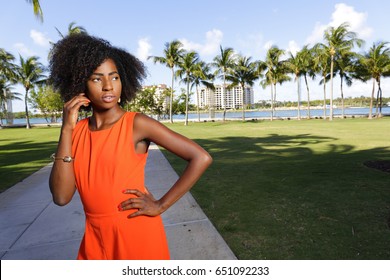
[{"left": 89, "top": 106, "right": 125, "bottom": 131}]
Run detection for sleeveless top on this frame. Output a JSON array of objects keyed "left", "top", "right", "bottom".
[{"left": 71, "top": 112, "right": 169, "bottom": 259}]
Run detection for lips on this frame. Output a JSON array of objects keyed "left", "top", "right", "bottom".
[{"left": 102, "top": 95, "right": 116, "bottom": 103}]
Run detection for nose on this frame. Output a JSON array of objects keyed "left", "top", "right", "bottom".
[{"left": 102, "top": 77, "right": 113, "bottom": 91}]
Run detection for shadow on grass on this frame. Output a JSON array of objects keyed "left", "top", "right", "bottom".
[
  {"left": 164, "top": 134, "right": 390, "bottom": 259},
  {"left": 0, "top": 140, "right": 58, "bottom": 191}
]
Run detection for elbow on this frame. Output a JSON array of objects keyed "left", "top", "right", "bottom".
[
  {"left": 52, "top": 195, "right": 72, "bottom": 206},
  {"left": 201, "top": 151, "right": 213, "bottom": 168},
  {"left": 49, "top": 184, "right": 73, "bottom": 206}
]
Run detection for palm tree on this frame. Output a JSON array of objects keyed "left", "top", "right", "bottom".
[
  {"left": 176, "top": 51, "right": 199, "bottom": 126},
  {"left": 334, "top": 51, "right": 358, "bottom": 118},
  {"left": 148, "top": 40, "right": 184, "bottom": 123},
  {"left": 0, "top": 48, "right": 18, "bottom": 126},
  {"left": 192, "top": 61, "right": 214, "bottom": 122},
  {"left": 211, "top": 46, "right": 235, "bottom": 121},
  {"left": 322, "top": 22, "right": 364, "bottom": 120},
  {"left": 26, "top": 0, "right": 43, "bottom": 22},
  {"left": 16, "top": 55, "right": 46, "bottom": 129},
  {"left": 357, "top": 42, "right": 390, "bottom": 118},
  {"left": 261, "top": 46, "right": 290, "bottom": 121},
  {"left": 55, "top": 21, "right": 88, "bottom": 38},
  {"left": 0, "top": 48, "right": 17, "bottom": 80},
  {"left": 286, "top": 50, "right": 305, "bottom": 120},
  {"left": 299, "top": 46, "right": 316, "bottom": 119},
  {"left": 226, "top": 55, "right": 258, "bottom": 121},
  {"left": 48, "top": 22, "right": 88, "bottom": 61},
  {"left": 313, "top": 44, "right": 331, "bottom": 119},
  {"left": 0, "top": 79, "right": 22, "bottom": 125}
]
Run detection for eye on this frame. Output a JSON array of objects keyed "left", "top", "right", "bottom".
[
  {"left": 112, "top": 75, "right": 120, "bottom": 81},
  {"left": 91, "top": 77, "right": 101, "bottom": 82}
]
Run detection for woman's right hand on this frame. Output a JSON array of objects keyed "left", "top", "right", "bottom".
[{"left": 62, "top": 93, "right": 90, "bottom": 131}]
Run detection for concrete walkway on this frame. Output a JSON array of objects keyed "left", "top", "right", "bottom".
[{"left": 0, "top": 144, "right": 236, "bottom": 260}]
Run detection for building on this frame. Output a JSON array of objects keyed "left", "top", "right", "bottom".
[{"left": 199, "top": 84, "right": 254, "bottom": 110}]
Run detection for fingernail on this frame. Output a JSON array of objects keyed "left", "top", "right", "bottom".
[
  {"left": 122, "top": 189, "right": 127, "bottom": 193},
  {"left": 118, "top": 204, "right": 122, "bottom": 211}
]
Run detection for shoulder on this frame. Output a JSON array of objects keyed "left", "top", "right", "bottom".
[
  {"left": 133, "top": 113, "right": 176, "bottom": 142},
  {"left": 133, "top": 113, "right": 162, "bottom": 133},
  {"left": 75, "top": 117, "right": 89, "bottom": 130}
]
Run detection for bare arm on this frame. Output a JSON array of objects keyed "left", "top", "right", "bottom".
[
  {"left": 119, "top": 114, "right": 212, "bottom": 217},
  {"left": 49, "top": 94, "right": 90, "bottom": 206}
]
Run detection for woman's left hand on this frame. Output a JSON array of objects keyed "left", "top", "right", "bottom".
[{"left": 119, "top": 188, "right": 162, "bottom": 218}]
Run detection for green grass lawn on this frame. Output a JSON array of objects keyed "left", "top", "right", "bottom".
[
  {"left": 0, "top": 127, "right": 60, "bottom": 192},
  {"left": 162, "top": 118, "right": 390, "bottom": 259},
  {"left": 1, "top": 118, "right": 389, "bottom": 259}
]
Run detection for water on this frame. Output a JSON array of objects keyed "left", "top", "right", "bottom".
[
  {"left": 2, "top": 117, "right": 62, "bottom": 125},
  {"left": 173, "top": 107, "right": 390, "bottom": 120},
  {"left": 3, "top": 107, "right": 389, "bottom": 125}
]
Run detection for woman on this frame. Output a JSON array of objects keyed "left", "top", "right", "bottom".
[{"left": 48, "top": 34, "right": 212, "bottom": 260}]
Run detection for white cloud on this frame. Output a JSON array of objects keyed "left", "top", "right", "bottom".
[
  {"left": 286, "top": 40, "right": 300, "bottom": 56},
  {"left": 136, "top": 37, "right": 152, "bottom": 62},
  {"left": 306, "top": 3, "right": 373, "bottom": 45},
  {"left": 30, "top": 29, "right": 51, "bottom": 47},
  {"left": 263, "top": 40, "right": 274, "bottom": 50},
  {"left": 14, "top": 43, "right": 36, "bottom": 56},
  {"left": 330, "top": 3, "right": 372, "bottom": 38},
  {"left": 180, "top": 29, "right": 223, "bottom": 57}
]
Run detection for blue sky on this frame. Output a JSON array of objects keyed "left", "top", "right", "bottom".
[{"left": 1, "top": 0, "right": 390, "bottom": 112}]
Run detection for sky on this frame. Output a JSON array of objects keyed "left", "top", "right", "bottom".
[{"left": 1, "top": 0, "right": 390, "bottom": 112}]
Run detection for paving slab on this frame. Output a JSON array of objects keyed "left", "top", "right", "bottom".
[{"left": 0, "top": 143, "right": 236, "bottom": 260}]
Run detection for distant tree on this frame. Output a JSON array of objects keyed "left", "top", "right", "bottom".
[
  {"left": 192, "top": 61, "right": 214, "bottom": 122},
  {"left": 357, "top": 41, "right": 390, "bottom": 118},
  {"left": 148, "top": 40, "right": 185, "bottom": 123},
  {"left": 321, "top": 22, "right": 364, "bottom": 120},
  {"left": 211, "top": 46, "right": 235, "bottom": 121},
  {"left": 29, "top": 85, "right": 62, "bottom": 123},
  {"left": 0, "top": 79, "right": 22, "bottom": 125},
  {"left": 55, "top": 21, "right": 88, "bottom": 38},
  {"left": 15, "top": 55, "right": 46, "bottom": 129},
  {"left": 226, "top": 55, "right": 258, "bottom": 121},
  {"left": 176, "top": 51, "right": 199, "bottom": 126},
  {"left": 313, "top": 44, "right": 331, "bottom": 119},
  {"left": 0, "top": 48, "right": 17, "bottom": 80},
  {"left": 334, "top": 51, "right": 358, "bottom": 118},
  {"left": 261, "top": 46, "right": 290, "bottom": 121},
  {"left": 286, "top": 49, "right": 305, "bottom": 120}
]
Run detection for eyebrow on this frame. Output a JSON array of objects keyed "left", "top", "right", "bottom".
[{"left": 91, "top": 71, "right": 119, "bottom": 76}]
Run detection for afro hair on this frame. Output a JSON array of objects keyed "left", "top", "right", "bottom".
[{"left": 49, "top": 34, "right": 146, "bottom": 106}]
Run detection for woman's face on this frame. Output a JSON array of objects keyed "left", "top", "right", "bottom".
[{"left": 86, "top": 58, "right": 122, "bottom": 110}]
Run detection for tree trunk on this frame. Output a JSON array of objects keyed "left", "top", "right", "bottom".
[
  {"left": 323, "top": 75, "right": 327, "bottom": 120},
  {"left": 340, "top": 76, "right": 344, "bottom": 119},
  {"left": 170, "top": 67, "right": 174, "bottom": 123},
  {"left": 273, "top": 84, "right": 277, "bottom": 118},
  {"left": 222, "top": 75, "right": 226, "bottom": 122},
  {"left": 241, "top": 84, "right": 246, "bottom": 121},
  {"left": 297, "top": 75, "right": 301, "bottom": 120},
  {"left": 368, "top": 78, "right": 374, "bottom": 119},
  {"left": 329, "top": 56, "right": 334, "bottom": 121},
  {"left": 25, "top": 89, "right": 31, "bottom": 129},
  {"left": 185, "top": 82, "right": 189, "bottom": 126},
  {"left": 304, "top": 75, "right": 310, "bottom": 119},
  {"left": 270, "top": 85, "right": 274, "bottom": 121},
  {"left": 378, "top": 80, "right": 383, "bottom": 117},
  {"left": 196, "top": 85, "right": 200, "bottom": 122}
]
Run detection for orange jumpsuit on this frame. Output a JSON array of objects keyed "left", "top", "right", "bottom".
[{"left": 72, "top": 112, "right": 170, "bottom": 259}]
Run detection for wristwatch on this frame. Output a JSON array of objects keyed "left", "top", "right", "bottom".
[{"left": 51, "top": 153, "right": 74, "bottom": 162}]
